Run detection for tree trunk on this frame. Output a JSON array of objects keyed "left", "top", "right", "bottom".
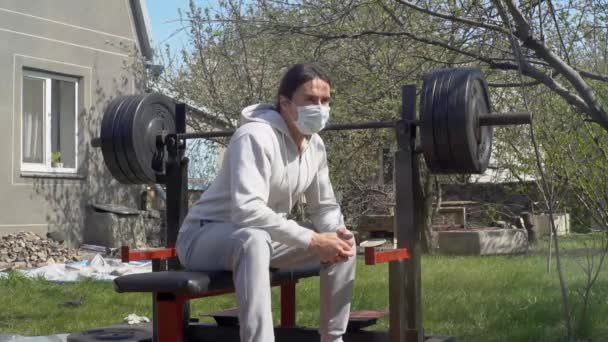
[{"left": 419, "top": 172, "right": 437, "bottom": 253}]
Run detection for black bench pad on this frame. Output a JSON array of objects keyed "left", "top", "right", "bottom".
[{"left": 113, "top": 266, "right": 320, "bottom": 296}]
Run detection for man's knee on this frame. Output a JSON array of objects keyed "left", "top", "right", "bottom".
[
  {"left": 335, "top": 253, "right": 356, "bottom": 279},
  {"left": 345, "top": 254, "right": 356, "bottom": 269}
]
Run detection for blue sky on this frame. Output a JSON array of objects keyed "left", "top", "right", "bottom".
[
  {"left": 146, "top": 0, "right": 220, "bottom": 56},
  {"left": 145, "top": 1, "right": 221, "bottom": 185},
  {"left": 146, "top": 0, "right": 192, "bottom": 54}
]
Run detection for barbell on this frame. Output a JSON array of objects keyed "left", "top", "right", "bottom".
[{"left": 92, "top": 68, "right": 531, "bottom": 184}]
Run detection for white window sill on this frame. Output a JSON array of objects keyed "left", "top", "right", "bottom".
[{"left": 21, "top": 171, "right": 85, "bottom": 180}]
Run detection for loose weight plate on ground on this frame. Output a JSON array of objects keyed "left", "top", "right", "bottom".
[
  {"left": 420, "top": 68, "right": 493, "bottom": 174},
  {"left": 99, "top": 93, "right": 176, "bottom": 184},
  {"left": 67, "top": 326, "right": 152, "bottom": 341}
]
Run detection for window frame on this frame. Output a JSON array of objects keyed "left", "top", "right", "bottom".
[{"left": 21, "top": 70, "right": 79, "bottom": 174}]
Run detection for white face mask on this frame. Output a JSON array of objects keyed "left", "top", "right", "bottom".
[{"left": 293, "top": 104, "right": 330, "bottom": 135}]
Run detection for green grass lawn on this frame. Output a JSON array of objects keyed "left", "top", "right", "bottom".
[{"left": 1, "top": 233, "right": 607, "bottom": 341}]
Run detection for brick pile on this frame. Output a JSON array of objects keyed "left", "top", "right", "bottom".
[{"left": 0, "top": 232, "right": 82, "bottom": 270}]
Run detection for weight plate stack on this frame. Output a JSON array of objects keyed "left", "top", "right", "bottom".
[
  {"left": 420, "top": 68, "right": 493, "bottom": 174},
  {"left": 100, "top": 97, "right": 135, "bottom": 184},
  {"left": 114, "top": 95, "right": 146, "bottom": 183},
  {"left": 99, "top": 93, "right": 176, "bottom": 184}
]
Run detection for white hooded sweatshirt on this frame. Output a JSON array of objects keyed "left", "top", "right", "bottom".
[{"left": 181, "top": 103, "right": 344, "bottom": 250}]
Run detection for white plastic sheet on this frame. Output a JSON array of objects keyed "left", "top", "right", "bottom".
[
  {"left": 0, "top": 254, "right": 151, "bottom": 282},
  {"left": 0, "top": 334, "right": 68, "bottom": 342}
]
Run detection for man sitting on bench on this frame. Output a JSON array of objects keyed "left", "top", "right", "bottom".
[{"left": 176, "top": 63, "right": 356, "bottom": 342}]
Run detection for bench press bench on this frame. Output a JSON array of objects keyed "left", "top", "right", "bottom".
[{"left": 110, "top": 246, "right": 384, "bottom": 342}]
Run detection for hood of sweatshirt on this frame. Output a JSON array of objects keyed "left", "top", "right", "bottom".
[
  {"left": 240, "top": 103, "right": 290, "bottom": 133},
  {"left": 238, "top": 103, "right": 315, "bottom": 213}
]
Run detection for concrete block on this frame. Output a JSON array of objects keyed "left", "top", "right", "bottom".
[
  {"left": 433, "top": 207, "right": 466, "bottom": 226},
  {"left": 437, "top": 229, "right": 528, "bottom": 256},
  {"left": 532, "top": 213, "right": 570, "bottom": 236},
  {"left": 357, "top": 215, "right": 393, "bottom": 233},
  {"left": 83, "top": 205, "right": 146, "bottom": 248}
]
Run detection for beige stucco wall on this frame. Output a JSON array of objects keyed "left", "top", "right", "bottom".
[{"left": 0, "top": 1, "right": 145, "bottom": 246}]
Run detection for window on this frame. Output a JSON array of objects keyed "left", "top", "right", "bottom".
[{"left": 22, "top": 70, "right": 78, "bottom": 173}]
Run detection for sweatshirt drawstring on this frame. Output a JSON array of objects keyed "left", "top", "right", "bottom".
[{"left": 314, "top": 142, "right": 321, "bottom": 205}]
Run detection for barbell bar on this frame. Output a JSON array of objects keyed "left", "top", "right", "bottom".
[
  {"left": 91, "top": 112, "right": 530, "bottom": 144},
  {"left": 175, "top": 112, "right": 530, "bottom": 140}
]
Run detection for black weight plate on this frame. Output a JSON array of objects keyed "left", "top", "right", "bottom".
[
  {"left": 451, "top": 69, "right": 489, "bottom": 173},
  {"left": 448, "top": 69, "right": 492, "bottom": 173},
  {"left": 118, "top": 95, "right": 148, "bottom": 183},
  {"left": 67, "top": 327, "right": 151, "bottom": 342},
  {"left": 448, "top": 68, "right": 476, "bottom": 173},
  {"left": 139, "top": 94, "right": 175, "bottom": 182},
  {"left": 432, "top": 69, "right": 454, "bottom": 171},
  {"left": 469, "top": 76, "right": 492, "bottom": 172},
  {"left": 114, "top": 95, "right": 147, "bottom": 184},
  {"left": 100, "top": 97, "right": 132, "bottom": 183},
  {"left": 421, "top": 68, "right": 493, "bottom": 174},
  {"left": 127, "top": 93, "right": 176, "bottom": 183},
  {"left": 420, "top": 71, "right": 441, "bottom": 172},
  {"left": 109, "top": 95, "right": 138, "bottom": 184},
  {"left": 100, "top": 97, "right": 122, "bottom": 181},
  {"left": 112, "top": 97, "right": 143, "bottom": 183},
  {"left": 422, "top": 69, "right": 453, "bottom": 173}
]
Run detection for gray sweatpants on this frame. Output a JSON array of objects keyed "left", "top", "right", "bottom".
[{"left": 176, "top": 219, "right": 356, "bottom": 342}]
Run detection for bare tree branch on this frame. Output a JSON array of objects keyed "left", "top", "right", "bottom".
[
  {"left": 186, "top": 105, "right": 235, "bottom": 130},
  {"left": 393, "top": 0, "right": 508, "bottom": 34},
  {"left": 488, "top": 80, "right": 542, "bottom": 87},
  {"left": 501, "top": 0, "right": 608, "bottom": 128},
  {"left": 575, "top": 68, "right": 608, "bottom": 82},
  {"left": 283, "top": 24, "right": 596, "bottom": 118}
]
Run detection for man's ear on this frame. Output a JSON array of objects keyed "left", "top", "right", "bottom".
[
  {"left": 278, "top": 96, "right": 295, "bottom": 120},
  {"left": 278, "top": 95, "right": 291, "bottom": 111}
]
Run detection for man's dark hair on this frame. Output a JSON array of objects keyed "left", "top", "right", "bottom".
[{"left": 277, "top": 64, "right": 331, "bottom": 104}]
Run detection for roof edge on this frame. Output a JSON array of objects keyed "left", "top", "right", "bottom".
[{"left": 129, "top": 0, "right": 154, "bottom": 61}]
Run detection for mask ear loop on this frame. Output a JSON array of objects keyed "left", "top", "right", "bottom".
[{"left": 279, "top": 96, "right": 298, "bottom": 122}]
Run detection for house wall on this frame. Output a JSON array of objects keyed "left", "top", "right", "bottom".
[{"left": 0, "top": 1, "right": 144, "bottom": 246}]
